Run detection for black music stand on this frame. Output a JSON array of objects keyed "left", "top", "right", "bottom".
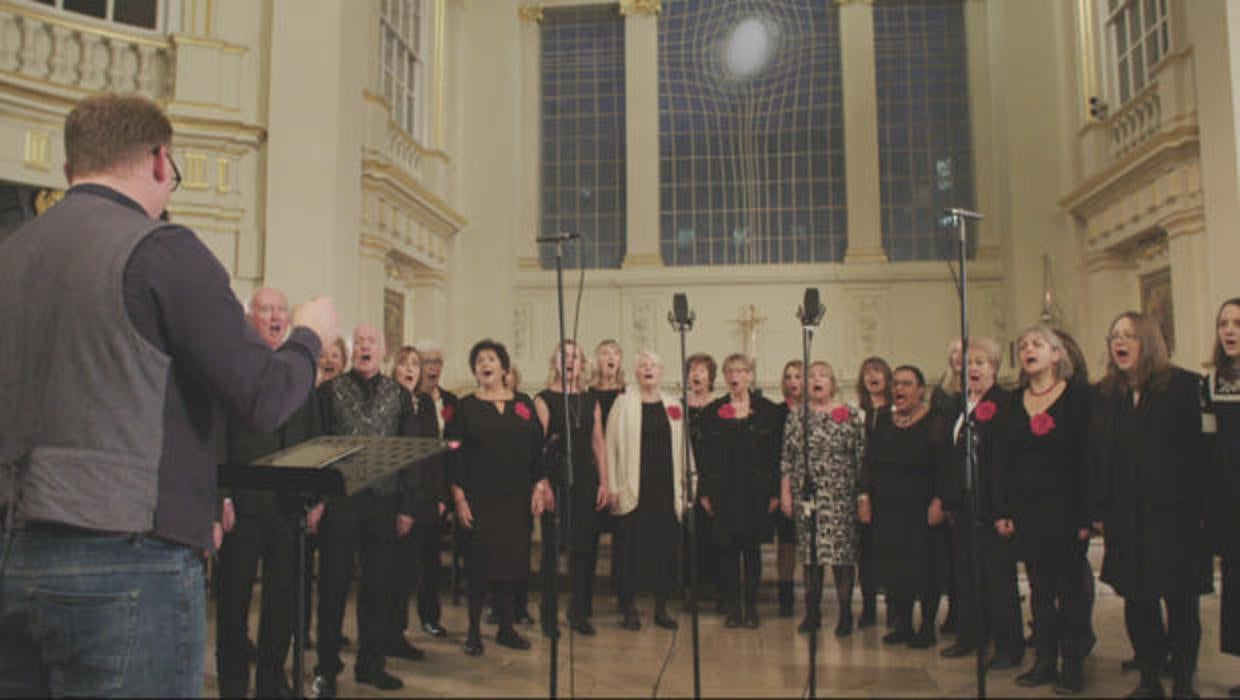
[{"left": 219, "top": 435, "right": 451, "bottom": 699}]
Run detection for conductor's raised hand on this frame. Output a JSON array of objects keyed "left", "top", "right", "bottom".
[{"left": 292, "top": 296, "right": 340, "bottom": 348}]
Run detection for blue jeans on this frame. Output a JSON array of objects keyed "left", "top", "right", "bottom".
[{"left": 0, "top": 525, "right": 206, "bottom": 697}]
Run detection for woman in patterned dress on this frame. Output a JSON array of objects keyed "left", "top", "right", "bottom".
[{"left": 780, "top": 361, "right": 866, "bottom": 637}]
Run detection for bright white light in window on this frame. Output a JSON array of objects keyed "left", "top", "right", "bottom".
[{"left": 724, "top": 17, "right": 776, "bottom": 78}]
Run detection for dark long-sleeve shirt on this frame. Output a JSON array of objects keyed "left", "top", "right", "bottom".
[{"left": 76, "top": 183, "right": 324, "bottom": 549}]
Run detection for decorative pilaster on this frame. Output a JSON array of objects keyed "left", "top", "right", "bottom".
[
  {"left": 620, "top": 0, "right": 662, "bottom": 268},
  {"left": 1163, "top": 210, "right": 1210, "bottom": 369},
  {"left": 837, "top": 0, "right": 886, "bottom": 263}
]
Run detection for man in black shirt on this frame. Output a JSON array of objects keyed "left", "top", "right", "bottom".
[
  {"left": 0, "top": 93, "right": 338, "bottom": 697},
  {"left": 216, "top": 287, "right": 323, "bottom": 698},
  {"left": 309, "top": 325, "right": 423, "bottom": 697}
]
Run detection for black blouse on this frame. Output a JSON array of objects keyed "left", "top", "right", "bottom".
[{"left": 446, "top": 392, "right": 545, "bottom": 497}]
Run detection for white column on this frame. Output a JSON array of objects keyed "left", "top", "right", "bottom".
[
  {"left": 620, "top": 0, "right": 661, "bottom": 268},
  {"left": 837, "top": 0, "right": 886, "bottom": 263},
  {"left": 516, "top": 4, "right": 543, "bottom": 269},
  {"left": 1165, "top": 213, "right": 1212, "bottom": 371}
]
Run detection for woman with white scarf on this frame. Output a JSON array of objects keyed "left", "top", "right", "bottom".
[{"left": 606, "top": 350, "right": 694, "bottom": 631}]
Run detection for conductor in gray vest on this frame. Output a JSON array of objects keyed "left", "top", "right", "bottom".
[{"left": 0, "top": 92, "right": 339, "bottom": 697}]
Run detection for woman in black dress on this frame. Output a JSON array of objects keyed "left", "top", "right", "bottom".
[
  {"left": 859, "top": 365, "right": 949, "bottom": 648},
  {"left": 606, "top": 351, "right": 693, "bottom": 630},
  {"left": 936, "top": 338, "right": 1023, "bottom": 670},
  {"left": 447, "top": 340, "right": 549, "bottom": 656},
  {"left": 1204, "top": 298, "right": 1240, "bottom": 697},
  {"left": 686, "top": 353, "right": 723, "bottom": 609},
  {"left": 856, "top": 356, "right": 893, "bottom": 628},
  {"left": 533, "top": 340, "right": 609, "bottom": 637},
  {"left": 774, "top": 360, "right": 804, "bottom": 618},
  {"left": 700, "top": 353, "right": 783, "bottom": 629},
  {"left": 1092, "top": 312, "right": 1210, "bottom": 698},
  {"left": 992, "top": 326, "right": 1091, "bottom": 693},
  {"left": 589, "top": 339, "right": 625, "bottom": 612}
]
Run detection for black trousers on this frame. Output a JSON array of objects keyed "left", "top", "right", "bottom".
[
  {"left": 1124, "top": 594, "right": 1201, "bottom": 685},
  {"left": 536, "top": 511, "right": 601, "bottom": 624},
  {"left": 463, "top": 527, "right": 520, "bottom": 635},
  {"left": 1223, "top": 556, "right": 1240, "bottom": 656},
  {"left": 950, "top": 521, "right": 1023, "bottom": 656},
  {"left": 859, "top": 522, "right": 878, "bottom": 613},
  {"left": 314, "top": 494, "right": 398, "bottom": 677},
  {"left": 214, "top": 500, "right": 298, "bottom": 698},
  {"left": 1026, "top": 555, "right": 1091, "bottom": 665},
  {"left": 394, "top": 515, "right": 445, "bottom": 633},
  {"left": 720, "top": 539, "right": 762, "bottom": 614}
]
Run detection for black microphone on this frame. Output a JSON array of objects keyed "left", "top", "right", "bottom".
[
  {"left": 797, "top": 287, "right": 825, "bottom": 328},
  {"left": 536, "top": 232, "right": 582, "bottom": 244},
  {"left": 668, "top": 292, "right": 695, "bottom": 329}
]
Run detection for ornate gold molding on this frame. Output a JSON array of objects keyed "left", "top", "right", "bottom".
[
  {"left": 619, "top": 0, "right": 660, "bottom": 16},
  {"left": 517, "top": 4, "right": 544, "bottom": 23},
  {"left": 23, "top": 129, "right": 51, "bottom": 172},
  {"left": 34, "top": 189, "right": 64, "bottom": 215}
]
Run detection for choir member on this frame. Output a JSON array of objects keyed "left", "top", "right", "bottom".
[
  {"left": 685, "top": 352, "right": 723, "bottom": 609},
  {"left": 590, "top": 339, "right": 626, "bottom": 613},
  {"left": 856, "top": 356, "right": 894, "bottom": 629},
  {"left": 700, "top": 354, "right": 784, "bottom": 628},
  {"left": 389, "top": 346, "right": 449, "bottom": 648},
  {"left": 1092, "top": 312, "right": 1210, "bottom": 699},
  {"left": 858, "top": 365, "right": 950, "bottom": 648},
  {"left": 215, "top": 288, "right": 321, "bottom": 699},
  {"left": 411, "top": 339, "right": 457, "bottom": 637},
  {"left": 774, "top": 360, "right": 804, "bottom": 618},
  {"left": 606, "top": 351, "right": 694, "bottom": 630},
  {"left": 992, "top": 327, "right": 1090, "bottom": 693},
  {"left": 317, "top": 336, "right": 348, "bottom": 386},
  {"left": 533, "top": 340, "right": 609, "bottom": 638},
  {"left": 937, "top": 337, "right": 1023, "bottom": 671},
  {"left": 779, "top": 361, "right": 866, "bottom": 637},
  {"left": 929, "top": 338, "right": 964, "bottom": 634},
  {"left": 447, "top": 340, "right": 549, "bottom": 656},
  {"left": 1204, "top": 298, "right": 1240, "bottom": 698},
  {"left": 310, "top": 326, "right": 422, "bottom": 696}
]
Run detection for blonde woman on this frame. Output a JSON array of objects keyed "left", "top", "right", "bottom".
[{"left": 606, "top": 350, "right": 694, "bottom": 630}]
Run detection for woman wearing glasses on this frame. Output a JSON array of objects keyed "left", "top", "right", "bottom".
[
  {"left": 1091, "top": 312, "right": 1210, "bottom": 699},
  {"left": 1204, "top": 299, "right": 1240, "bottom": 698}
]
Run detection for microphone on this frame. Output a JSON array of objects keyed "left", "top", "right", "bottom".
[
  {"left": 536, "top": 232, "right": 581, "bottom": 244},
  {"left": 668, "top": 292, "right": 695, "bottom": 329},
  {"left": 942, "top": 207, "right": 984, "bottom": 220},
  {"left": 796, "top": 287, "right": 825, "bottom": 329}
]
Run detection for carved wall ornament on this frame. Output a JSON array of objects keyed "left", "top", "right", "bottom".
[
  {"left": 517, "top": 4, "right": 544, "bottom": 23},
  {"left": 619, "top": 0, "right": 661, "bottom": 16},
  {"left": 33, "top": 188, "right": 64, "bottom": 215}
]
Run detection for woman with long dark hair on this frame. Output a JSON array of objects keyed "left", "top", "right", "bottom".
[
  {"left": 447, "top": 340, "right": 549, "bottom": 656},
  {"left": 1204, "top": 298, "right": 1240, "bottom": 698},
  {"left": 1092, "top": 312, "right": 1210, "bottom": 698},
  {"left": 856, "top": 356, "right": 893, "bottom": 628}
]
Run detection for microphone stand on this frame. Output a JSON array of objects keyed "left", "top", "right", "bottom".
[
  {"left": 947, "top": 208, "right": 986, "bottom": 699},
  {"left": 540, "top": 234, "right": 575, "bottom": 698},
  {"left": 797, "top": 302, "right": 822, "bottom": 699},
  {"left": 668, "top": 304, "right": 702, "bottom": 699}
]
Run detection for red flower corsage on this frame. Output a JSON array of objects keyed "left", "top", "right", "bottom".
[
  {"left": 717, "top": 403, "right": 736, "bottom": 419},
  {"left": 830, "top": 405, "right": 850, "bottom": 423},
  {"left": 514, "top": 402, "right": 532, "bottom": 421},
  {"left": 1030, "top": 412, "right": 1056, "bottom": 437},
  {"left": 441, "top": 404, "right": 455, "bottom": 423},
  {"left": 666, "top": 405, "right": 682, "bottom": 420},
  {"left": 974, "top": 400, "right": 997, "bottom": 422}
]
